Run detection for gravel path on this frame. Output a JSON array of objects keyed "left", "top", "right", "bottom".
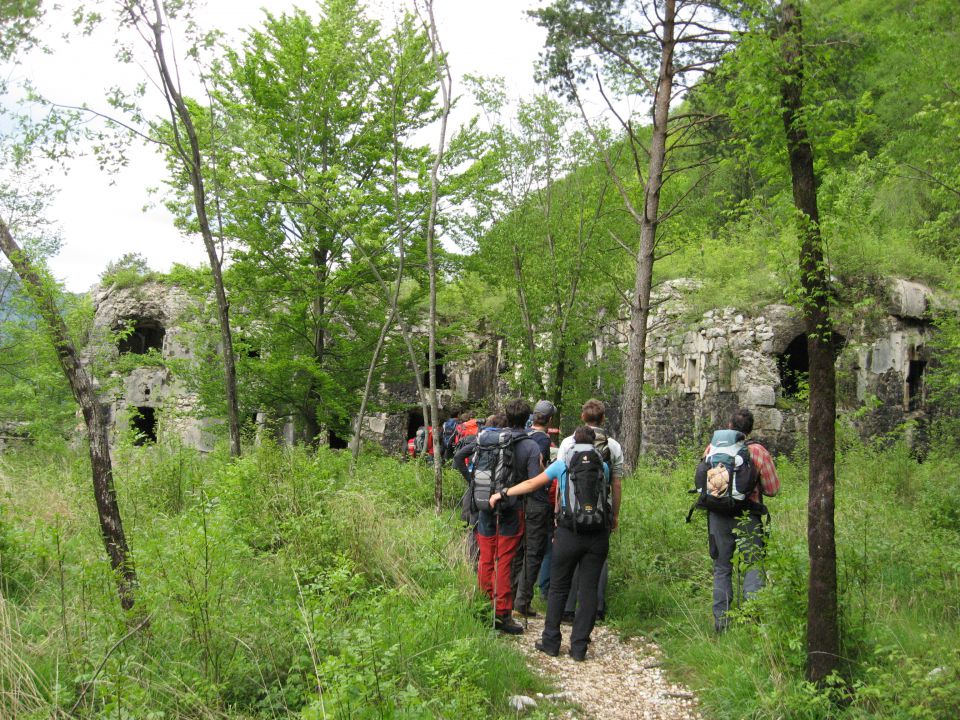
[{"left": 509, "top": 617, "right": 702, "bottom": 720}]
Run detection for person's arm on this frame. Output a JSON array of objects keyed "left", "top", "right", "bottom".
[{"left": 489, "top": 469, "right": 550, "bottom": 507}]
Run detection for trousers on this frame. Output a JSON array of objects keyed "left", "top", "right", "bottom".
[{"left": 708, "top": 511, "right": 765, "bottom": 631}]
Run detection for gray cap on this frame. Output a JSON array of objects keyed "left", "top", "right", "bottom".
[{"left": 533, "top": 400, "right": 557, "bottom": 418}]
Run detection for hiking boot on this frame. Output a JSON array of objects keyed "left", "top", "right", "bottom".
[
  {"left": 495, "top": 614, "right": 524, "bottom": 635},
  {"left": 596, "top": 609, "right": 606, "bottom": 622},
  {"left": 560, "top": 611, "right": 575, "bottom": 624},
  {"left": 515, "top": 604, "right": 538, "bottom": 618},
  {"left": 568, "top": 647, "right": 587, "bottom": 662},
  {"left": 534, "top": 640, "right": 559, "bottom": 657}
]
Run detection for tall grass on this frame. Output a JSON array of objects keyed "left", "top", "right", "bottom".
[
  {"left": 0, "top": 442, "right": 549, "bottom": 719},
  {"left": 607, "top": 437, "right": 960, "bottom": 719}
]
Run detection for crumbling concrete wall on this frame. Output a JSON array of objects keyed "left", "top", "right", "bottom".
[{"left": 88, "top": 281, "right": 216, "bottom": 451}]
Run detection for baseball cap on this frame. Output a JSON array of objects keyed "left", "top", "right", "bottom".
[{"left": 533, "top": 400, "right": 557, "bottom": 417}]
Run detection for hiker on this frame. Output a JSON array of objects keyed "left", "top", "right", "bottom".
[
  {"left": 440, "top": 412, "right": 460, "bottom": 462},
  {"left": 472, "top": 400, "right": 542, "bottom": 635},
  {"left": 454, "top": 413, "right": 499, "bottom": 569},
  {"left": 557, "top": 399, "right": 623, "bottom": 624},
  {"left": 699, "top": 407, "right": 779, "bottom": 633},
  {"left": 490, "top": 423, "right": 619, "bottom": 661},
  {"left": 514, "top": 400, "right": 556, "bottom": 618}
]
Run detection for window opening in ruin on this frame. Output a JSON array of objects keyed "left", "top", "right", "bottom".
[
  {"left": 685, "top": 357, "right": 698, "bottom": 391},
  {"left": 131, "top": 406, "right": 157, "bottom": 445},
  {"left": 422, "top": 351, "right": 449, "bottom": 390},
  {"left": 777, "top": 334, "right": 809, "bottom": 398},
  {"left": 118, "top": 319, "right": 165, "bottom": 355},
  {"left": 907, "top": 351, "right": 926, "bottom": 412},
  {"left": 328, "top": 431, "right": 348, "bottom": 449},
  {"left": 655, "top": 360, "right": 665, "bottom": 388}
]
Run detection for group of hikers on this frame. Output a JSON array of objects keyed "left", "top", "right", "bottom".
[{"left": 412, "top": 398, "right": 780, "bottom": 661}]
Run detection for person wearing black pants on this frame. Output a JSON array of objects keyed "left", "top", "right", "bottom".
[
  {"left": 541, "top": 525, "right": 609, "bottom": 658},
  {"left": 490, "top": 423, "right": 620, "bottom": 661}
]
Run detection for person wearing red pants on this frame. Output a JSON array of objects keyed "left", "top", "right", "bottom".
[{"left": 474, "top": 398, "right": 543, "bottom": 634}]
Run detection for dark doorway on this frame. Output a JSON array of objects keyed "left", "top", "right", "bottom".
[
  {"left": 328, "top": 431, "right": 348, "bottom": 449},
  {"left": 907, "top": 354, "right": 926, "bottom": 411},
  {"left": 118, "top": 319, "right": 165, "bottom": 355},
  {"left": 406, "top": 409, "right": 424, "bottom": 440},
  {"left": 777, "top": 334, "right": 809, "bottom": 398},
  {"left": 131, "top": 406, "right": 157, "bottom": 445}
]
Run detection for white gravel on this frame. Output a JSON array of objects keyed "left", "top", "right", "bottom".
[{"left": 509, "top": 617, "right": 703, "bottom": 720}]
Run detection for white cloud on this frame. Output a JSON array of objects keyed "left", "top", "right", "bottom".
[{"left": 23, "top": 0, "right": 547, "bottom": 292}]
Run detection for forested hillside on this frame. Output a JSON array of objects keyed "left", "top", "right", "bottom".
[{"left": 1, "top": 0, "right": 959, "bottom": 718}]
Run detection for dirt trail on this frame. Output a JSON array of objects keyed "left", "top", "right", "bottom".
[{"left": 509, "top": 617, "right": 702, "bottom": 720}]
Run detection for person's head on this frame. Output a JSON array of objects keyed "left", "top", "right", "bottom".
[
  {"left": 573, "top": 425, "right": 596, "bottom": 445},
  {"left": 505, "top": 398, "right": 532, "bottom": 428},
  {"left": 580, "top": 399, "right": 605, "bottom": 425},
  {"left": 531, "top": 399, "right": 556, "bottom": 427},
  {"left": 460, "top": 410, "right": 474, "bottom": 421},
  {"left": 486, "top": 413, "right": 506, "bottom": 428},
  {"left": 729, "top": 407, "right": 754, "bottom": 436}
]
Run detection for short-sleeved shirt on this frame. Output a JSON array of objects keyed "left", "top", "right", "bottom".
[
  {"left": 557, "top": 428, "right": 624, "bottom": 480},
  {"left": 527, "top": 428, "right": 552, "bottom": 503}
]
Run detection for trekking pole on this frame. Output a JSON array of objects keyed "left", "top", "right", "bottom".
[{"left": 492, "top": 502, "right": 501, "bottom": 630}]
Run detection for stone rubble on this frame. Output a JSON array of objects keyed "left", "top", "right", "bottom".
[{"left": 510, "top": 617, "right": 702, "bottom": 720}]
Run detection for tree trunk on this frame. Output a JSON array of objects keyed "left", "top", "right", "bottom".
[
  {"left": 779, "top": 0, "right": 839, "bottom": 684},
  {"left": 139, "top": 0, "right": 241, "bottom": 457},
  {"left": 619, "top": 0, "right": 676, "bottom": 473},
  {"left": 422, "top": 0, "right": 451, "bottom": 514},
  {"left": 511, "top": 241, "right": 546, "bottom": 396},
  {"left": 0, "top": 221, "right": 137, "bottom": 610}
]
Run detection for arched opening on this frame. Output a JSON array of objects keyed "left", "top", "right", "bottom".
[
  {"left": 118, "top": 319, "right": 165, "bottom": 355},
  {"left": 327, "top": 430, "right": 348, "bottom": 449},
  {"left": 906, "top": 346, "right": 926, "bottom": 411},
  {"left": 131, "top": 406, "right": 157, "bottom": 445},
  {"left": 777, "top": 334, "right": 809, "bottom": 398}
]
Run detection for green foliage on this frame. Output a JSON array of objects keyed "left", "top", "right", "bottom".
[
  {"left": 0, "top": 441, "right": 545, "bottom": 718},
  {"left": 607, "top": 440, "right": 960, "bottom": 719},
  {"left": 98, "top": 252, "right": 159, "bottom": 290}
]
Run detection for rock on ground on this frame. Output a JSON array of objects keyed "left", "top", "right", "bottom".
[{"left": 510, "top": 617, "right": 702, "bottom": 720}]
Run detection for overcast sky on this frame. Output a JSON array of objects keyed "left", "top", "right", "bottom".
[{"left": 13, "top": 1, "right": 550, "bottom": 291}]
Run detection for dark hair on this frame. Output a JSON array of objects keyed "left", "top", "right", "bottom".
[
  {"left": 505, "top": 398, "right": 532, "bottom": 428},
  {"left": 730, "top": 407, "right": 754, "bottom": 435},
  {"left": 581, "top": 399, "right": 605, "bottom": 425},
  {"left": 573, "top": 425, "right": 596, "bottom": 444},
  {"left": 532, "top": 412, "right": 551, "bottom": 426},
  {"left": 486, "top": 413, "right": 506, "bottom": 428}
]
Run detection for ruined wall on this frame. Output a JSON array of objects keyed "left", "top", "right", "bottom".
[
  {"left": 606, "top": 278, "right": 936, "bottom": 457},
  {"left": 89, "top": 281, "right": 216, "bottom": 451}
]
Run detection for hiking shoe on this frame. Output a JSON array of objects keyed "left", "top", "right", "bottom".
[
  {"left": 568, "top": 648, "right": 587, "bottom": 662},
  {"left": 515, "top": 604, "right": 538, "bottom": 618},
  {"left": 534, "top": 640, "right": 559, "bottom": 657},
  {"left": 495, "top": 614, "right": 524, "bottom": 635},
  {"left": 596, "top": 609, "right": 606, "bottom": 622}
]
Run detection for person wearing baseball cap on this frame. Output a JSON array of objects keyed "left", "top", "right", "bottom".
[{"left": 513, "top": 399, "right": 557, "bottom": 617}]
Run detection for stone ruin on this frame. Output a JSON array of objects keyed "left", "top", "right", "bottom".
[
  {"left": 609, "top": 278, "right": 936, "bottom": 456},
  {"left": 80, "top": 277, "right": 938, "bottom": 457},
  {"left": 86, "top": 281, "right": 216, "bottom": 451}
]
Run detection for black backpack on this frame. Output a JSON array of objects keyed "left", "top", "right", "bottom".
[
  {"left": 469, "top": 428, "right": 522, "bottom": 513},
  {"left": 686, "top": 429, "right": 759, "bottom": 522},
  {"left": 558, "top": 443, "right": 611, "bottom": 532}
]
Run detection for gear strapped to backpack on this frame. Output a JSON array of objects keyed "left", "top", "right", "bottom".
[
  {"left": 469, "top": 428, "right": 523, "bottom": 513},
  {"left": 686, "top": 429, "right": 759, "bottom": 522},
  {"left": 558, "top": 442, "right": 611, "bottom": 532}
]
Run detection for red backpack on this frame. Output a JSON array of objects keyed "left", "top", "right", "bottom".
[{"left": 453, "top": 418, "right": 481, "bottom": 452}]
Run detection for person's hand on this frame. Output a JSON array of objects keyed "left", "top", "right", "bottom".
[
  {"left": 611, "top": 515, "right": 619, "bottom": 532},
  {"left": 489, "top": 492, "right": 502, "bottom": 509}
]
